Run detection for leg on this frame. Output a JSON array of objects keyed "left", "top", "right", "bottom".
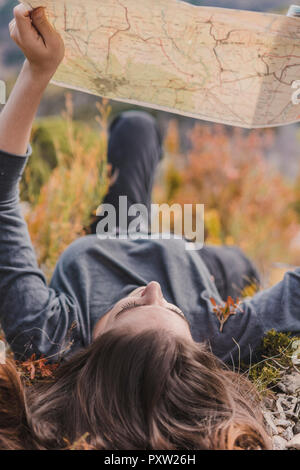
[
  {"left": 90, "top": 110, "right": 163, "bottom": 234},
  {"left": 200, "top": 245, "right": 261, "bottom": 301}
]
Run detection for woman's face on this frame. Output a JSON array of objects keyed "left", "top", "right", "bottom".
[{"left": 93, "top": 281, "right": 193, "bottom": 341}]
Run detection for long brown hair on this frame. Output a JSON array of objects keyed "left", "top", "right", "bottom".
[{"left": 0, "top": 329, "right": 271, "bottom": 450}]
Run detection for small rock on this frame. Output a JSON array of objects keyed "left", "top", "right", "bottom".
[
  {"left": 285, "top": 410, "right": 298, "bottom": 422},
  {"left": 276, "top": 398, "right": 286, "bottom": 420},
  {"left": 263, "top": 411, "right": 278, "bottom": 435},
  {"left": 275, "top": 419, "right": 293, "bottom": 428},
  {"left": 285, "top": 396, "right": 297, "bottom": 404},
  {"left": 280, "top": 374, "right": 300, "bottom": 396},
  {"left": 277, "top": 383, "right": 287, "bottom": 393},
  {"left": 262, "top": 397, "right": 275, "bottom": 409},
  {"left": 273, "top": 435, "right": 288, "bottom": 450},
  {"left": 282, "top": 427, "right": 294, "bottom": 442},
  {"left": 287, "top": 433, "right": 300, "bottom": 450},
  {"left": 293, "top": 421, "right": 300, "bottom": 434},
  {"left": 286, "top": 395, "right": 298, "bottom": 405}
]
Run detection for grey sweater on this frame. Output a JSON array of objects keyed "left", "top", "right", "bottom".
[{"left": 1, "top": 146, "right": 300, "bottom": 364}]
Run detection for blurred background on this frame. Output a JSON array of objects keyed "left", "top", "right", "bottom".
[{"left": 0, "top": 0, "right": 300, "bottom": 290}]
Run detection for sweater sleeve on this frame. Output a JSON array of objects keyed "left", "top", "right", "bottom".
[
  {"left": 245, "top": 268, "right": 300, "bottom": 338},
  {"left": 209, "top": 268, "right": 300, "bottom": 365},
  {"left": 0, "top": 147, "right": 83, "bottom": 361}
]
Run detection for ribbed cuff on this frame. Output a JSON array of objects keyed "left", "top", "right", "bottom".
[{"left": 0, "top": 145, "right": 32, "bottom": 202}]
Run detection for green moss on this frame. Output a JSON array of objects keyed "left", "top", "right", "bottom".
[
  {"left": 243, "top": 329, "right": 300, "bottom": 394},
  {"left": 261, "top": 329, "right": 296, "bottom": 368},
  {"left": 248, "top": 365, "right": 281, "bottom": 394}
]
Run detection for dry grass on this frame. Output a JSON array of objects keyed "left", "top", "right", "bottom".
[{"left": 25, "top": 95, "right": 111, "bottom": 279}]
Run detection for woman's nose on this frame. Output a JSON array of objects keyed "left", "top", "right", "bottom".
[{"left": 142, "top": 281, "right": 163, "bottom": 305}]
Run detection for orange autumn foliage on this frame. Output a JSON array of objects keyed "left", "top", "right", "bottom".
[
  {"left": 25, "top": 96, "right": 110, "bottom": 279},
  {"left": 156, "top": 121, "right": 300, "bottom": 273}
]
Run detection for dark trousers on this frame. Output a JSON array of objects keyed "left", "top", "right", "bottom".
[
  {"left": 90, "top": 110, "right": 163, "bottom": 232},
  {"left": 90, "top": 111, "right": 260, "bottom": 301}
]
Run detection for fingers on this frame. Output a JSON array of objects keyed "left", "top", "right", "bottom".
[
  {"left": 8, "top": 4, "right": 65, "bottom": 73},
  {"left": 9, "top": 18, "right": 19, "bottom": 45},
  {"left": 31, "top": 7, "right": 55, "bottom": 44},
  {"left": 10, "top": 4, "right": 55, "bottom": 50},
  {"left": 8, "top": 19, "right": 16, "bottom": 34},
  {"left": 13, "top": 4, "right": 32, "bottom": 40}
]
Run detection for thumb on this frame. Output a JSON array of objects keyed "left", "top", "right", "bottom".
[{"left": 31, "top": 7, "right": 54, "bottom": 42}]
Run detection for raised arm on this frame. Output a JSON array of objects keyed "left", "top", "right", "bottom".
[
  {"left": 0, "top": 5, "right": 64, "bottom": 154},
  {"left": 0, "top": 5, "right": 82, "bottom": 360}
]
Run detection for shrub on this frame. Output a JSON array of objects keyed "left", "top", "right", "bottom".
[
  {"left": 25, "top": 95, "right": 110, "bottom": 279},
  {"left": 155, "top": 121, "right": 300, "bottom": 272}
]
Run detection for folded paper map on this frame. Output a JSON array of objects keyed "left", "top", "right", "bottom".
[{"left": 21, "top": 0, "right": 300, "bottom": 128}]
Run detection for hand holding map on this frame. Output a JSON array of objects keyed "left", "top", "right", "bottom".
[{"left": 21, "top": 0, "right": 300, "bottom": 128}]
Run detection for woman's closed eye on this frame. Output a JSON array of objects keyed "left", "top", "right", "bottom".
[
  {"left": 115, "top": 300, "right": 140, "bottom": 318},
  {"left": 115, "top": 299, "right": 187, "bottom": 321}
]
